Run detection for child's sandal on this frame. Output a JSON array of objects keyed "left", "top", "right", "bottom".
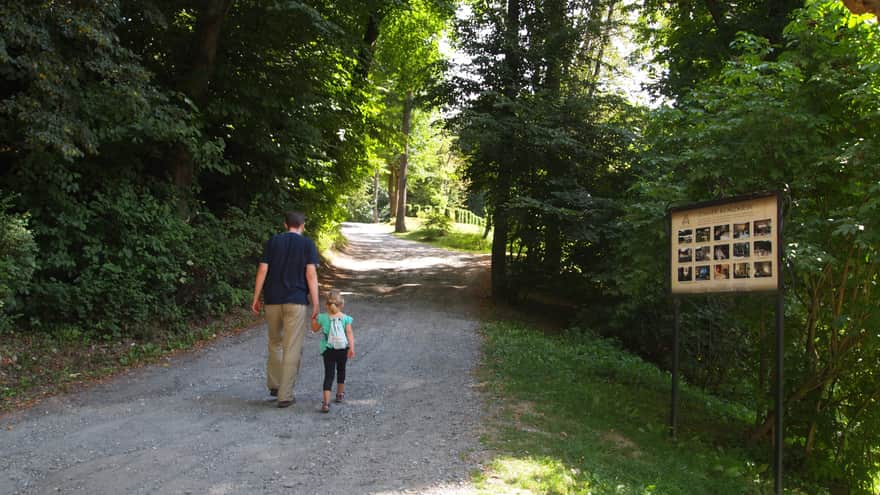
[
  {"left": 335, "top": 392, "right": 344, "bottom": 403},
  {"left": 320, "top": 401, "right": 330, "bottom": 413}
]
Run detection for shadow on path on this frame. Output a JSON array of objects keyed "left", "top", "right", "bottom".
[{"left": 322, "top": 223, "right": 492, "bottom": 312}]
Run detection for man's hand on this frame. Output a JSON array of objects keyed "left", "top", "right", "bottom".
[
  {"left": 311, "top": 308, "right": 319, "bottom": 320},
  {"left": 252, "top": 263, "right": 268, "bottom": 315}
]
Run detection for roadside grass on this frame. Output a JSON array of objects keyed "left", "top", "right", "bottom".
[
  {"left": 394, "top": 216, "right": 491, "bottom": 253},
  {"left": 475, "top": 321, "right": 825, "bottom": 495},
  {"left": 0, "top": 309, "right": 261, "bottom": 413}
]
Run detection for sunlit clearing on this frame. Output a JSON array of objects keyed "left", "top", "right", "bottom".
[{"left": 482, "top": 456, "right": 589, "bottom": 495}]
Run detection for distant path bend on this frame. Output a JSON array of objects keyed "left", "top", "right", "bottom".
[{"left": 0, "top": 222, "right": 491, "bottom": 495}]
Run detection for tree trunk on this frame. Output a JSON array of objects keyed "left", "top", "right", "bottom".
[
  {"left": 372, "top": 167, "right": 380, "bottom": 223},
  {"left": 489, "top": 0, "right": 521, "bottom": 298},
  {"left": 388, "top": 160, "right": 398, "bottom": 220},
  {"left": 588, "top": 0, "right": 618, "bottom": 99},
  {"left": 492, "top": 199, "right": 510, "bottom": 298},
  {"left": 545, "top": 221, "right": 562, "bottom": 275},
  {"left": 356, "top": 12, "right": 383, "bottom": 82},
  {"left": 542, "top": 0, "right": 565, "bottom": 275},
  {"left": 170, "top": 0, "right": 233, "bottom": 216},
  {"left": 395, "top": 91, "right": 414, "bottom": 233},
  {"left": 702, "top": 0, "right": 727, "bottom": 34}
]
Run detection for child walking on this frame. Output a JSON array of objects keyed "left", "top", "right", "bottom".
[{"left": 310, "top": 290, "right": 355, "bottom": 413}]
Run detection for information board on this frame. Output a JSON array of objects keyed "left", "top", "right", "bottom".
[{"left": 669, "top": 193, "right": 780, "bottom": 294}]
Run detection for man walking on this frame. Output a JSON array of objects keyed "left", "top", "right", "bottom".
[{"left": 251, "top": 211, "right": 320, "bottom": 408}]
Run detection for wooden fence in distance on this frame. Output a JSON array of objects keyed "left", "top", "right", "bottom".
[{"left": 407, "top": 205, "right": 486, "bottom": 227}]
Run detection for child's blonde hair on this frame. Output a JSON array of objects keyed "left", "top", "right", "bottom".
[{"left": 325, "top": 290, "right": 344, "bottom": 313}]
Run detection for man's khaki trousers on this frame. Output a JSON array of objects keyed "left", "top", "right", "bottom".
[{"left": 264, "top": 303, "right": 308, "bottom": 402}]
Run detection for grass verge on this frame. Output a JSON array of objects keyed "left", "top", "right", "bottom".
[
  {"left": 0, "top": 309, "right": 261, "bottom": 413},
  {"left": 475, "top": 321, "right": 826, "bottom": 495},
  {"left": 394, "top": 216, "right": 491, "bottom": 253}
]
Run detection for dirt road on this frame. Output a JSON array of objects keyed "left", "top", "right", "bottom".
[{"left": 0, "top": 223, "right": 491, "bottom": 494}]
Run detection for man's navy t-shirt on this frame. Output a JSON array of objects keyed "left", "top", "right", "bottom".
[{"left": 259, "top": 232, "right": 319, "bottom": 305}]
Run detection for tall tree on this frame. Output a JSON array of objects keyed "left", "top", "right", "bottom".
[
  {"left": 452, "top": 0, "right": 634, "bottom": 297},
  {"left": 371, "top": 0, "right": 451, "bottom": 233}
]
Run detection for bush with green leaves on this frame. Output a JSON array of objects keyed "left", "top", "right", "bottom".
[
  {"left": 0, "top": 195, "right": 37, "bottom": 331},
  {"left": 23, "top": 184, "right": 194, "bottom": 336},
  {"left": 181, "top": 205, "right": 279, "bottom": 318},
  {"left": 418, "top": 210, "right": 453, "bottom": 240},
  {"left": 15, "top": 178, "right": 284, "bottom": 339}
]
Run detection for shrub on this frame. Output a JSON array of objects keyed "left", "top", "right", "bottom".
[
  {"left": 26, "top": 185, "right": 195, "bottom": 335},
  {"left": 181, "top": 206, "right": 275, "bottom": 317},
  {"left": 0, "top": 194, "right": 38, "bottom": 331},
  {"left": 418, "top": 210, "right": 453, "bottom": 240}
]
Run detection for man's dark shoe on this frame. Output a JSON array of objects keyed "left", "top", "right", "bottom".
[
  {"left": 277, "top": 400, "right": 294, "bottom": 408},
  {"left": 269, "top": 388, "right": 278, "bottom": 397}
]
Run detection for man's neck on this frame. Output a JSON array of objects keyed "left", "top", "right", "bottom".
[{"left": 287, "top": 227, "right": 303, "bottom": 234}]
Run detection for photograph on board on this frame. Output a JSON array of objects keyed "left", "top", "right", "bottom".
[
  {"left": 678, "top": 248, "right": 692, "bottom": 262},
  {"left": 733, "top": 242, "right": 750, "bottom": 258},
  {"left": 734, "top": 262, "right": 751, "bottom": 279},
  {"left": 696, "top": 265, "right": 711, "bottom": 281},
  {"left": 695, "top": 246, "right": 711, "bottom": 262},
  {"left": 755, "top": 241, "right": 772, "bottom": 257},
  {"left": 754, "top": 219, "right": 772, "bottom": 236},
  {"left": 678, "top": 266, "right": 693, "bottom": 282},
  {"left": 714, "top": 224, "right": 731, "bottom": 241},
  {"left": 755, "top": 261, "right": 773, "bottom": 278},
  {"left": 696, "top": 227, "right": 711, "bottom": 243},
  {"left": 714, "top": 244, "right": 730, "bottom": 260},
  {"left": 733, "top": 222, "right": 750, "bottom": 239},
  {"left": 714, "top": 264, "right": 730, "bottom": 280},
  {"left": 678, "top": 229, "right": 693, "bottom": 244}
]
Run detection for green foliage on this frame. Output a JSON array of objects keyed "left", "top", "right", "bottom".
[
  {"left": 367, "top": 0, "right": 454, "bottom": 228},
  {"left": 637, "top": 0, "right": 803, "bottom": 99},
  {"left": 14, "top": 177, "right": 276, "bottom": 338},
  {"left": 479, "top": 321, "right": 825, "bottom": 494},
  {"left": 1, "top": 1, "right": 440, "bottom": 339},
  {"left": 24, "top": 183, "right": 189, "bottom": 335},
  {"left": 373, "top": 0, "right": 451, "bottom": 96},
  {"left": 0, "top": 1, "right": 210, "bottom": 163},
  {"left": 618, "top": 2, "right": 880, "bottom": 490},
  {"left": 0, "top": 194, "right": 37, "bottom": 330},
  {"left": 397, "top": 216, "right": 491, "bottom": 252},
  {"left": 417, "top": 209, "right": 453, "bottom": 240},
  {"left": 452, "top": 0, "right": 639, "bottom": 296},
  {"left": 405, "top": 110, "right": 468, "bottom": 210}
]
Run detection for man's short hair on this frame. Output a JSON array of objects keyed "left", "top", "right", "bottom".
[{"left": 284, "top": 211, "right": 306, "bottom": 228}]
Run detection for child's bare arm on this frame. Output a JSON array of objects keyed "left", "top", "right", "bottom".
[{"left": 346, "top": 323, "right": 355, "bottom": 357}]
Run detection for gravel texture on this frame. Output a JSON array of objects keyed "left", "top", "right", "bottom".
[{"left": 0, "top": 222, "right": 491, "bottom": 495}]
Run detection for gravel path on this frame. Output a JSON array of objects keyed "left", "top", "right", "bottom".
[{"left": 0, "top": 223, "right": 491, "bottom": 495}]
